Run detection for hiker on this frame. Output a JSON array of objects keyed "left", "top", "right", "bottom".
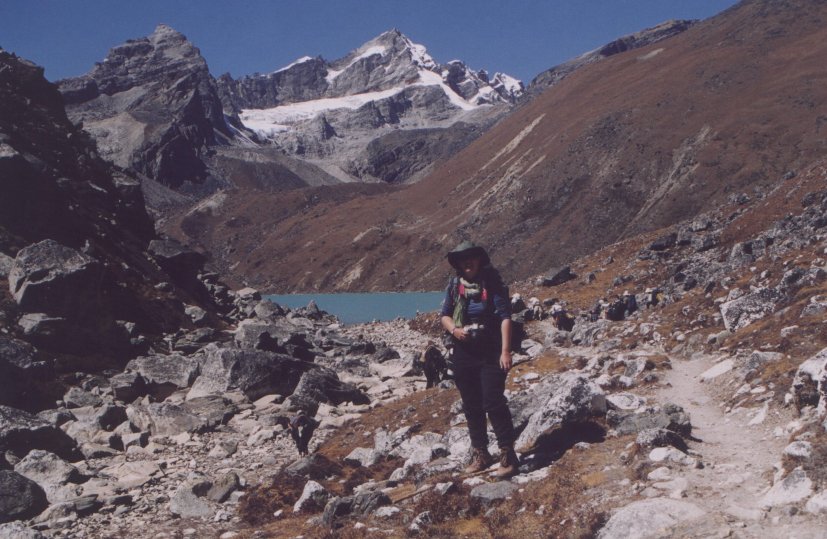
[
  {"left": 605, "top": 296, "right": 625, "bottom": 321},
  {"left": 622, "top": 290, "right": 638, "bottom": 316},
  {"left": 526, "top": 296, "right": 544, "bottom": 321},
  {"left": 644, "top": 287, "right": 662, "bottom": 308},
  {"left": 282, "top": 411, "right": 318, "bottom": 457},
  {"left": 590, "top": 298, "right": 605, "bottom": 322},
  {"left": 420, "top": 342, "right": 447, "bottom": 388},
  {"left": 440, "top": 240, "right": 519, "bottom": 478},
  {"left": 550, "top": 304, "right": 575, "bottom": 331}
]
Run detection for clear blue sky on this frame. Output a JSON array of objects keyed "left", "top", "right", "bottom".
[{"left": 1, "top": 0, "right": 739, "bottom": 83}]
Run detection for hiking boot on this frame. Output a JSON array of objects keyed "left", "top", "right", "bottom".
[
  {"left": 464, "top": 447, "right": 494, "bottom": 474},
  {"left": 494, "top": 446, "right": 519, "bottom": 478}
]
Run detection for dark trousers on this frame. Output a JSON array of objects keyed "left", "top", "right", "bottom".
[{"left": 452, "top": 340, "right": 516, "bottom": 450}]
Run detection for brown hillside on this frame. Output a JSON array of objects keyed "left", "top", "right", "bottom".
[{"left": 166, "top": 0, "right": 827, "bottom": 292}]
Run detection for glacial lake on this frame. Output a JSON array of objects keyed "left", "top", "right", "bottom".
[{"left": 265, "top": 291, "right": 445, "bottom": 325}]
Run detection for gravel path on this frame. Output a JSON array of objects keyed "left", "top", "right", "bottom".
[{"left": 659, "top": 353, "right": 822, "bottom": 538}]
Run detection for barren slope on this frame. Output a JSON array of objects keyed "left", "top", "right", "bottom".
[{"left": 166, "top": 0, "right": 827, "bottom": 292}]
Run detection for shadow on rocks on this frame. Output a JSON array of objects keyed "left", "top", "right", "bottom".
[{"left": 520, "top": 421, "right": 606, "bottom": 471}]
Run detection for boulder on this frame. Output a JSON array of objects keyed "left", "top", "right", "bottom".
[
  {"left": 598, "top": 498, "right": 705, "bottom": 538},
  {"left": 649, "top": 233, "right": 677, "bottom": 252},
  {"left": 760, "top": 468, "right": 813, "bottom": 508},
  {"left": 0, "top": 405, "right": 78, "bottom": 460},
  {"left": 469, "top": 481, "right": 518, "bottom": 506},
  {"left": 125, "top": 353, "right": 200, "bottom": 399},
  {"left": 126, "top": 396, "right": 237, "bottom": 436},
  {"left": 284, "top": 367, "right": 370, "bottom": 415},
  {"left": 233, "top": 319, "right": 291, "bottom": 351},
  {"left": 540, "top": 266, "right": 576, "bottom": 287},
  {"left": 801, "top": 294, "right": 827, "bottom": 318},
  {"left": 607, "top": 403, "right": 691, "bottom": 437},
  {"left": 512, "top": 373, "right": 607, "bottom": 453},
  {"left": 0, "top": 470, "right": 48, "bottom": 523},
  {"left": 13, "top": 450, "right": 83, "bottom": 503},
  {"left": 719, "top": 287, "right": 783, "bottom": 331},
  {"left": 62, "top": 388, "right": 103, "bottom": 409},
  {"left": 147, "top": 239, "right": 205, "bottom": 277},
  {"left": 321, "top": 491, "right": 391, "bottom": 528},
  {"left": 8, "top": 240, "right": 102, "bottom": 316},
  {"left": 293, "top": 480, "right": 329, "bottom": 513},
  {"left": 0, "top": 521, "right": 46, "bottom": 538},
  {"left": 636, "top": 428, "right": 688, "bottom": 452},
  {"left": 791, "top": 347, "right": 827, "bottom": 414},
  {"left": 0, "top": 338, "right": 54, "bottom": 411},
  {"left": 109, "top": 372, "right": 146, "bottom": 403},
  {"left": 187, "top": 345, "right": 313, "bottom": 401},
  {"left": 570, "top": 320, "right": 612, "bottom": 347},
  {"left": 99, "top": 460, "right": 161, "bottom": 489},
  {"left": 169, "top": 478, "right": 215, "bottom": 518},
  {"left": 207, "top": 472, "right": 240, "bottom": 503}
]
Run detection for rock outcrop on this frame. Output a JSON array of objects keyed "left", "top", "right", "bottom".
[{"left": 59, "top": 25, "right": 229, "bottom": 189}]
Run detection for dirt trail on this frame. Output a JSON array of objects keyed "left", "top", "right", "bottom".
[{"left": 656, "top": 353, "right": 821, "bottom": 538}]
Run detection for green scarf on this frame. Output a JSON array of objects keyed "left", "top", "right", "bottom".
[{"left": 452, "top": 278, "right": 483, "bottom": 329}]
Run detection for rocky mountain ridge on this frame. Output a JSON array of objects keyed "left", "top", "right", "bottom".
[
  {"left": 161, "top": 0, "right": 827, "bottom": 293},
  {"left": 58, "top": 25, "right": 523, "bottom": 200},
  {"left": 527, "top": 18, "right": 697, "bottom": 94}
]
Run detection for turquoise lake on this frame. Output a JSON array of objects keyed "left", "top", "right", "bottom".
[{"left": 265, "top": 291, "right": 445, "bottom": 325}]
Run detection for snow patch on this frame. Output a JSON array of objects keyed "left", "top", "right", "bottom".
[
  {"left": 272, "top": 56, "right": 314, "bottom": 74},
  {"left": 417, "top": 70, "right": 477, "bottom": 111},
  {"left": 239, "top": 87, "right": 405, "bottom": 135},
  {"left": 326, "top": 45, "right": 388, "bottom": 82}
]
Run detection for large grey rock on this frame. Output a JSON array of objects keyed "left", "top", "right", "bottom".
[
  {"left": 321, "top": 490, "right": 391, "bottom": 528},
  {"left": 0, "top": 520, "right": 46, "bottom": 538},
  {"left": 169, "top": 479, "right": 215, "bottom": 518},
  {"left": 0, "top": 470, "right": 48, "bottom": 523},
  {"left": 126, "top": 396, "right": 237, "bottom": 436},
  {"left": 187, "top": 345, "right": 312, "bottom": 401},
  {"left": 570, "top": 319, "right": 612, "bottom": 347},
  {"left": 13, "top": 450, "right": 82, "bottom": 503},
  {"left": 760, "top": 468, "right": 813, "bottom": 508},
  {"left": 512, "top": 373, "right": 607, "bottom": 453},
  {"left": 293, "top": 480, "right": 329, "bottom": 513},
  {"left": 8, "top": 240, "right": 102, "bottom": 316},
  {"left": 233, "top": 319, "right": 292, "bottom": 351},
  {"left": 541, "top": 266, "right": 576, "bottom": 287},
  {"left": 0, "top": 405, "right": 78, "bottom": 460},
  {"left": 791, "top": 347, "right": 827, "bottom": 414},
  {"left": 469, "top": 481, "right": 518, "bottom": 506},
  {"left": 284, "top": 367, "right": 370, "bottom": 415},
  {"left": 598, "top": 498, "right": 705, "bottom": 538},
  {"left": 719, "top": 287, "right": 783, "bottom": 331},
  {"left": 607, "top": 403, "right": 692, "bottom": 438},
  {"left": 62, "top": 388, "right": 103, "bottom": 409},
  {"left": 0, "top": 338, "right": 54, "bottom": 411},
  {"left": 125, "top": 353, "right": 200, "bottom": 398},
  {"left": 206, "top": 472, "right": 239, "bottom": 503},
  {"left": 109, "top": 372, "right": 146, "bottom": 403}
]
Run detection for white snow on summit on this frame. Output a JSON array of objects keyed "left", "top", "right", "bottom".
[
  {"left": 326, "top": 44, "right": 388, "bottom": 82},
  {"left": 272, "top": 56, "right": 314, "bottom": 74}
]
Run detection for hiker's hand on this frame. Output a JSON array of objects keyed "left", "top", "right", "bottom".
[
  {"left": 452, "top": 327, "right": 469, "bottom": 341},
  {"left": 500, "top": 350, "right": 512, "bottom": 371}
]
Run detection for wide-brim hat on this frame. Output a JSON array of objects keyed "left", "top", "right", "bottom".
[{"left": 447, "top": 240, "right": 491, "bottom": 270}]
